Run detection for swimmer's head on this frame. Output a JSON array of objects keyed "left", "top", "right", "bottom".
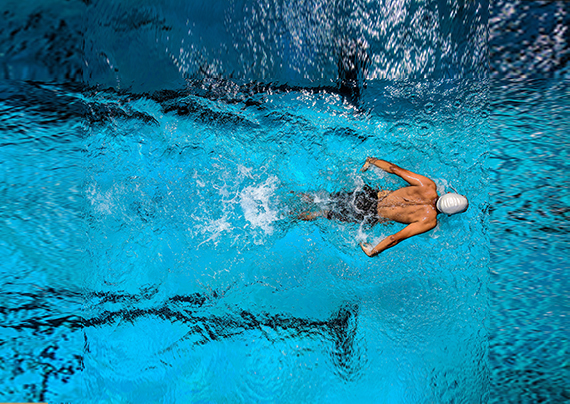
[{"left": 436, "top": 193, "right": 469, "bottom": 215}]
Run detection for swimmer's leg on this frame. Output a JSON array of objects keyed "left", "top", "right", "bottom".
[
  {"left": 298, "top": 209, "right": 330, "bottom": 221},
  {"left": 298, "top": 193, "right": 314, "bottom": 203}
]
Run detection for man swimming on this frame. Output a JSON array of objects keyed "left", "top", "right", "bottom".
[{"left": 300, "top": 157, "right": 469, "bottom": 257}]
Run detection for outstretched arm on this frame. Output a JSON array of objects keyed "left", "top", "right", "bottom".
[
  {"left": 359, "top": 220, "right": 436, "bottom": 257},
  {"left": 360, "top": 157, "right": 436, "bottom": 188}
]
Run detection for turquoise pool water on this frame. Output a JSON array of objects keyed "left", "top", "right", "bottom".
[
  {"left": 1, "top": 78, "right": 489, "bottom": 403},
  {"left": 1, "top": 0, "right": 567, "bottom": 403},
  {"left": 83, "top": 79, "right": 488, "bottom": 403}
]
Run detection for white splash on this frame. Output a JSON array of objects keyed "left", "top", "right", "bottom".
[
  {"left": 434, "top": 178, "right": 449, "bottom": 195},
  {"left": 355, "top": 224, "right": 370, "bottom": 244},
  {"left": 196, "top": 216, "right": 231, "bottom": 247},
  {"left": 86, "top": 182, "right": 116, "bottom": 215},
  {"left": 240, "top": 176, "right": 280, "bottom": 236},
  {"left": 429, "top": 221, "right": 442, "bottom": 239},
  {"left": 356, "top": 223, "right": 386, "bottom": 246}
]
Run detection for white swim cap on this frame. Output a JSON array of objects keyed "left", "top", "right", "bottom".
[{"left": 436, "top": 193, "right": 468, "bottom": 215}]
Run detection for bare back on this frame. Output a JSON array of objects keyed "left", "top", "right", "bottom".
[{"left": 377, "top": 185, "right": 439, "bottom": 224}]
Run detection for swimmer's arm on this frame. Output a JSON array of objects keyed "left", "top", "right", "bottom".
[
  {"left": 360, "top": 220, "right": 436, "bottom": 257},
  {"left": 361, "top": 157, "right": 436, "bottom": 188}
]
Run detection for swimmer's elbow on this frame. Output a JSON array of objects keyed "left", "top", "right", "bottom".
[{"left": 387, "top": 235, "right": 400, "bottom": 247}]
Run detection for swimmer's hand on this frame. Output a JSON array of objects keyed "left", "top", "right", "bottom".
[
  {"left": 360, "top": 242, "right": 375, "bottom": 257},
  {"left": 360, "top": 157, "right": 379, "bottom": 173}
]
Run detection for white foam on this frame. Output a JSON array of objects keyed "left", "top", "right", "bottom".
[
  {"left": 237, "top": 164, "right": 254, "bottom": 179},
  {"left": 355, "top": 224, "right": 370, "bottom": 244},
  {"left": 193, "top": 169, "right": 206, "bottom": 188},
  {"left": 355, "top": 223, "right": 386, "bottom": 246},
  {"left": 434, "top": 178, "right": 449, "bottom": 195},
  {"left": 86, "top": 182, "right": 115, "bottom": 215},
  {"left": 352, "top": 174, "right": 365, "bottom": 188},
  {"left": 240, "top": 176, "right": 280, "bottom": 236},
  {"left": 196, "top": 216, "right": 231, "bottom": 247},
  {"left": 312, "top": 190, "right": 332, "bottom": 205},
  {"left": 429, "top": 221, "right": 442, "bottom": 239}
]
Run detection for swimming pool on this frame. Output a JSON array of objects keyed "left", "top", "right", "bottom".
[
  {"left": 0, "top": 1, "right": 502, "bottom": 403},
  {"left": 79, "top": 78, "right": 488, "bottom": 403},
  {"left": 1, "top": 83, "right": 488, "bottom": 404}
]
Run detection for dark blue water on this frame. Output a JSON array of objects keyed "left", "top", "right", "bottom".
[
  {"left": 490, "top": 2, "right": 570, "bottom": 403},
  {"left": 0, "top": 1, "right": 567, "bottom": 403}
]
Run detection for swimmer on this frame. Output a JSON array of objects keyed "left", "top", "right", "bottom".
[{"left": 300, "top": 157, "right": 469, "bottom": 257}]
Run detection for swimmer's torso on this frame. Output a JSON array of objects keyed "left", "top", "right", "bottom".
[{"left": 377, "top": 186, "right": 438, "bottom": 224}]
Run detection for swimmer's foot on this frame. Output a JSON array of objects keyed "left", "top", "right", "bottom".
[{"left": 299, "top": 193, "right": 314, "bottom": 203}]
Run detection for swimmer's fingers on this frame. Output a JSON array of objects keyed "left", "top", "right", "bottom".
[
  {"left": 359, "top": 242, "right": 373, "bottom": 256},
  {"left": 360, "top": 161, "right": 370, "bottom": 172}
]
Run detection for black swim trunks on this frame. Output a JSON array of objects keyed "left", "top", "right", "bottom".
[{"left": 325, "top": 185, "right": 379, "bottom": 225}]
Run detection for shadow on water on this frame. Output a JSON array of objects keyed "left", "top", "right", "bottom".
[{"left": 0, "top": 287, "right": 363, "bottom": 401}]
